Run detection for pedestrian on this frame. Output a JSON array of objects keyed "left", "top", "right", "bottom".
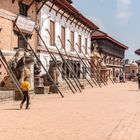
[
  {"left": 137, "top": 73, "right": 140, "bottom": 90},
  {"left": 119, "top": 73, "right": 123, "bottom": 83},
  {"left": 20, "top": 77, "right": 30, "bottom": 109}
]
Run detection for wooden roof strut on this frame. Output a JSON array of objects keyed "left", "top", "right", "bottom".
[
  {"left": 66, "top": 15, "right": 71, "bottom": 22},
  {"left": 27, "top": 0, "right": 35, "bottom": 11},
  {"left": 70, "top": 18, "right": 75, "bottom": 25},
  {"left": 61, "top": 10, "right": 66, "bottom": 19},
  {"left": 49, "top": 2, "right": 55, "bottom": 12},
  {"left": 56, "top": 7, "right": 61, "bottom": 16},
  {"left": 37, "top": 0, "right": 48, "bottom": 14}
]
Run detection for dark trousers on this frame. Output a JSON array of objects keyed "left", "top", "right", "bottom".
[
  {"left": 21, "top": 91, "right": 30, "bottom": 109},
  {"left": 138, "top": 80, "right": 140, "bottom": 90}
]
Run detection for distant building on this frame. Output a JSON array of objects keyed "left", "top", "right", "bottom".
[
  {"left": 92, "top": 30, "right": 128, "bottom": 80},
  {"left": 124, "top": 62, "right": 138, "bottom": 73}
]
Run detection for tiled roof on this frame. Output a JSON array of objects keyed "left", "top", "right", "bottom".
[{"left": 92, "top": 30, "right": 128, "bottom": 50}]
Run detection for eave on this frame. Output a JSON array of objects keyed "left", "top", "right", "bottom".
[
  {"left": 92, "top": 35, "right": 128, "bottom": 50},
  {"left": 52, "top": 0, "right": 99, "bottom": 30}
]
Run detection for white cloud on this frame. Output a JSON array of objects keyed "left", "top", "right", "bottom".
[{"left": 116, "top": 0, "right": 132, "bottom": 24}]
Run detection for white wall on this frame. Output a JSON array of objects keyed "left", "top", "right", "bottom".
[{"left": 38, "top": 4, "right": 92, "bottom": 79}]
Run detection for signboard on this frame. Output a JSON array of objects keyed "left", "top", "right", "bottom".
[{"left": 15, "top": 15, "right": 35, "bottom": 34}]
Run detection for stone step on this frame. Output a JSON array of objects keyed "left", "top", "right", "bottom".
[{"left": 0, "top": 90, "right": 14, "bottom": 101}]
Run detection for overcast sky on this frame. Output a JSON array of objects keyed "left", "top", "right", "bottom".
[{"left": 73, "top": 0, "right": 140, "bottom": 61}]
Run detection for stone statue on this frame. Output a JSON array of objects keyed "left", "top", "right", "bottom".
[
  {"left": 91, "top": 42, "right": 101, "bottom": 60},
  {"left": 0, "top": 48, "right": 35, "bottom": 88},
  {"left": 42, "top": 60, "right": 62, "bottom": 86},
  {"left": 91, "top": 41, "right": 101, "bottom": 66},
  {"left": 9, "top": 48, "right": 34, "bottom": 83}
]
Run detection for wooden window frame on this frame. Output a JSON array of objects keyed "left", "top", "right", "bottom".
[
  {"left": 61, "top": 26, "right": 65, "bottom": 49},
  {"left": 85, "top": 38, "right": 88, "bottom": 55},
  {"left": 50, "top": 20, "right": 55, "bottom": 46},
  {"left": 18, "top": 34, "right": 27, "bottom": 49},
  {"left": 70, "top": 31, "right": 74, "bottom": 52},
  {"left": 78, "top": 35, "right": 81, "bottom": 53}
]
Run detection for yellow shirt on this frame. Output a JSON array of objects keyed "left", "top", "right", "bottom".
[{"left": 21, "top": 81, "right": 30, "bottom": 91}]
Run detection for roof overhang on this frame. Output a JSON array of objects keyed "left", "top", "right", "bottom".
[
  {"left": 92, "top": 30, "right": 128, "bottom": 50},
  {"left": 51, "top": 0, "right": 99, "bottom": 30}
]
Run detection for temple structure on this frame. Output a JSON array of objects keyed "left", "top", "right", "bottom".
[{"left": 91, "top": 30, "right": 128, "bottom": 81}]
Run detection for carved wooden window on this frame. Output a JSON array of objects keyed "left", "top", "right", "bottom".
[
  {"left": 78, "top": 35, "right": 81, "bottom": 53},
  {"left": 85, "top": 38, "right": 88, "bottom": 54},
  {"left": 18, "top": 34, "right": 27, "bottom": 49},
  {"left": 61, "top": 26, "right": 65, "bottom": 49},
  {"left": 19, "top": 2, "right": 28, "bottom": 17},
  {"left": 70, "top": 31, "right": 74, "bottom": 51},
  {"left": 50, "top": 20, "right": 55, "bottom": 46}
]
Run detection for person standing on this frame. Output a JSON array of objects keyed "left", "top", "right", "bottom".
[
  {"left": 20, "top": 77, "right": 30, "bottom": 109},
  {"left": 137, "top": 73, "right": 140, "bottom": 90}
]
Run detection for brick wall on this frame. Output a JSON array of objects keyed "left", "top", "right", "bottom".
[{"left": 0, "top": 0, "right": 37, "bottom": 81}]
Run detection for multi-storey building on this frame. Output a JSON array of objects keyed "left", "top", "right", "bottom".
[
  {"left": 37, "top": 0, "right": 98, "bottom": 80},
  {"left": 92, "top": 30, "right": 128, "bottom": 80},
  {"left": 0, "top": 0, "right": 41, "bottom": 88}
]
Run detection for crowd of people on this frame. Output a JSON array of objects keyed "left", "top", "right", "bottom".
[{"left": 114, "top": 71, "right": 136, "bottom": 83}]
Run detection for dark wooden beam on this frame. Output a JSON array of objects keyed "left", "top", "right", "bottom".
[
  {"left": 37, "top": 0, "right": 48, "bottom": 14},
  {"left": 75, "top": 20, "right": 79, "bottom": 27},
  {"left": 12, "top": 0, "right": 16, "bottom": 3},
  {"left": 82, "top": 26, "right": 86, "bottom": 31},
  {"left": 70, "top": 18, "right": 75, "bottom": 25},
  {"left": 27, "top": 0, "right": 35, "bottom": 11},
  {"left": 49, "top": 2, "right": 55, "bottom": 12},
  {"left": 56, "top": 7, "right": 61, "bottom": 16},
  {"left": 66, "top": 15, "right": 71, "bottom": 22},
  {"left": 61, "top": 10, "right": 66, "bottom": 19},
  {"left": 85, "top": 27, "right": 88, "bottom": 32},
  {"left": 78, "top": 23, "right": 82, "bottom": 29}
]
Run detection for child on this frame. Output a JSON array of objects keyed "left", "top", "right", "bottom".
[{"left": 20, "top": 77, "right": 30, "bottom": 109}]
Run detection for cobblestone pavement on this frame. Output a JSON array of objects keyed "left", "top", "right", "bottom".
[{"left": 0, "top": 82, "right": 140, "bottom": 140}]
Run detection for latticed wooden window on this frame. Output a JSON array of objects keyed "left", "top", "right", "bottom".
[
  {"left": 50, "top": 20, "right": 55, "bottom": 46},
  {"left": 19, "top": 2, "right": 28, "bottom": 17}
]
